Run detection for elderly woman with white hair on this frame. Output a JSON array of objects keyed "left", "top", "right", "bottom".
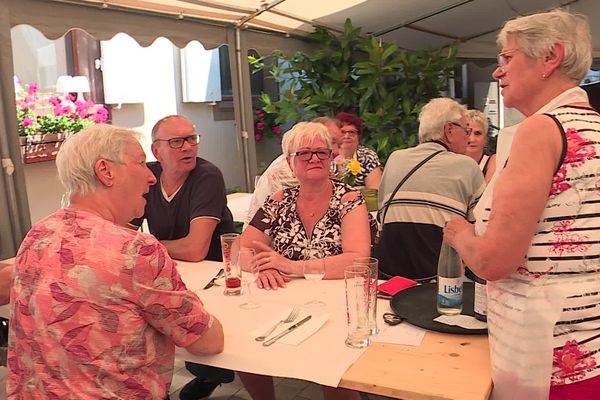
[
  {"left": 7, "top": 124, "right": 224, "bottom": 399},
  {"left": 241, "top": 121, "right": 371, "bottom": 290},
  {"left": 239, "top": 121, "right": 370, "bottom": 400},
  {"left": 444, "top": 9, "right": 600, "bottom": 399},
  {"left": 465, "top": 109, "right": 496, "bottom": 182}
]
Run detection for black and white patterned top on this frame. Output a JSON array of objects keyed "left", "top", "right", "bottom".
[
  {"left": 249, "top": 180, "right": 365, "bottom": 260},
  {"left": 352, "top": 146, "right": 381, "bottom": 188}
]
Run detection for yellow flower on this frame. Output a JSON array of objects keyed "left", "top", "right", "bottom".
[{"left": 348, "top": 159, "right": 362, "bottom": 175}]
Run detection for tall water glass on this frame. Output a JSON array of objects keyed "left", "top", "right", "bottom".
[
  {"left": 221, "top": 233, "right": 241, "bottom": 295},
  {"left": 344, "top": 266, "right": 371, "bottom": 349},
  {"left": 303, "top": 247, "right": 326, "bottom": 306},
  {"left": 238, "top": 248, "right": 259, "bottom": 309},
  {"left": 353, "top": 256, "right": 379, "bottom": 335}
]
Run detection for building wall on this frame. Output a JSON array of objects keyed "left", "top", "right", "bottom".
[{"left": 13, "top": 27, "right": 246, "bottom": 224}]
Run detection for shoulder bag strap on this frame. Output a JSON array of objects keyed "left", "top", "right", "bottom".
[{"left": 378, "top": 150, "right": 443, "bottom": 233}]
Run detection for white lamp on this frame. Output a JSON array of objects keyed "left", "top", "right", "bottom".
[
  {"left": 55, "top": 75, "right": 74, "bottom": 94},
  {"left": 71, "top": 76, "right": 91, "bottom": 102},
  {"left": 55, "top": 75, "right": 91, "bottom": 101}
]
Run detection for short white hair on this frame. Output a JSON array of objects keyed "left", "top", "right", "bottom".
[
  {"left": 466, "top": 109, "right": 489, "bottom": 135},
  {"left": 418, "top": 98, "right": 467, "bottom": 143},
  {"left": 497, "top": 8, "right": 592, "bottom": 83},
  {"left": 284, "top": 122, "right": 332, "bottom": 155},
  {"left": 56, "top": 124, "right": 141, "bottom": 199}
]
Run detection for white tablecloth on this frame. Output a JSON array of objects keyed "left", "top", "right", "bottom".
[
  {"left": 175, "top": 260, "right": 370, "bottom": 387},
  {"left": 226, "top": 193, "right": 253, "bottom": 223}
]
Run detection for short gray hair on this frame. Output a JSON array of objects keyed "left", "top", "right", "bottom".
[
  {"left": 466, "top": 109, "right": 489, "bottom": 135},
  {"left": 56, "top": 124, "right": 141, "bottom": 199},
  {"left": 284, "top": 121, "right": 332, "bottom": 155},
  {"left": 418, "top": 98, "right": 467, "bottom": 143},
  {"left": 497, "top": 8, "right": 592, "bottom": 83}
]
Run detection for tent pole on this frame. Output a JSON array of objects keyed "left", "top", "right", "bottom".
[{"left": 235, "top": 27, "right": 252, "bottom": 192}]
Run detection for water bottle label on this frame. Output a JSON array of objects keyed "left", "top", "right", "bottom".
[
  {"left": 474, "top": 281, "right": 487, "bottom": 316},
  {"left": 437, "top": 277, "right": 463, "bottom": 307}
]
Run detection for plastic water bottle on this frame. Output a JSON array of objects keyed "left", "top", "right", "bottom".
[{"left": 437, "top": 243, "right": 464, "bottom": 315}]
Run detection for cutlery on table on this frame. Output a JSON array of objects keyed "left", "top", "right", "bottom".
[
  {"left": 262, "top": 315, "right": 312, "bottom": 346},
  {"left": 203, "top": 268, "right": 225, "bottom": 290},
  {"left": 255, "top": 307, "right": 299, "bottom": 342}
]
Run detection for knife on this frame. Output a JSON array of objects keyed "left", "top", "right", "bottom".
[
  {"left": 262, "top": 315, "right": 312, "bottom": 346},
  {"left": 202, "top": 268, "right": 224, "bottom": 290}
]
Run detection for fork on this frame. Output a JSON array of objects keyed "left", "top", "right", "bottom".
[{"left": 255, "top": 307, "right": 299, "bottom": 341}]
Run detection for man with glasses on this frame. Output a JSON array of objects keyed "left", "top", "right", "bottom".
[
  {"left": 130, "top": 115, "right": 235, "bottom": 400},
  {"left": 376, "top": 98, "right": 484, "bottom": 280}
]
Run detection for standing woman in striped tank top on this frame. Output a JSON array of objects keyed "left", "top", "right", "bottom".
[{"left": 443, "top": 9, "right": 600, "bottom": 400}]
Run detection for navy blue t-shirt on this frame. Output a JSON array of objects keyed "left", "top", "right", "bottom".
[{"left": 131, "top": 158, "right": 234, "bottom": 261}]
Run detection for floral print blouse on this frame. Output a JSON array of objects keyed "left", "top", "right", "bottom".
[
  {"left": 8, "top": 208, "right": 211, "bottom": 399},
  {"left": 249, "top": 180, "right": 365, "bottom": 259}
]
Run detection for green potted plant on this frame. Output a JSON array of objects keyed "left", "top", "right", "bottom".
[{"left": 250, "top": 19, "right": 459, "bottom": 164}]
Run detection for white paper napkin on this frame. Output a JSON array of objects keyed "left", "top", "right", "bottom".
[
  {"left": 434, "top": 314, "right": 487, "bottom": 330},
  {"left": 372, "top": 323, "right": 425, "bottom": 346},
  {"left": 251, "top": 308, "right": 331, "bottom": 345}
]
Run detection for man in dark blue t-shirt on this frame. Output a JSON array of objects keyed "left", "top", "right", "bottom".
[
  {"left": 130, "top": 115, "right": 234, "bottom": 400},
  {"left": 131, "top": 115, "right": 234, "bottom": 262}
]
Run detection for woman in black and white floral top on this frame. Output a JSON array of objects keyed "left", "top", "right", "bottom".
[{"left": 241, "top": 121, "right": 371, "bottom": 290}]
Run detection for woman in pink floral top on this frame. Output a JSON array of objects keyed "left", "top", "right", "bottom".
[
  {"left": 7, "top": 124, "right": 224, "bottom": 399},
  {"left": 444, "top": 9, "right": 600, "bottom": 400}
]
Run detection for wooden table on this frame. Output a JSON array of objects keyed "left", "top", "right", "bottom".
[{"left": 341, "top": 334, "right": 491, "bottom": 399}]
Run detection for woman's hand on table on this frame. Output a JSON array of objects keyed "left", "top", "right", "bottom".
[
  {"left": 256, "top": 268, "right": 290, "bottom": 290},
  {"left": 253, "top": 241, "right": 295, "bottom": 275},
  {"left": 443, "top": 217, "right": 475, "bottom": 248}
]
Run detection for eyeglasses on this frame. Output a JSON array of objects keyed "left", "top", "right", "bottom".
[
  {"left": 153, "top": 134, "right": 200, "bottom": 149},
  {"left": 290, "top": 148, "right": 332, "bottom": 161},
  {"left": 341, "top": 129, "right": 359, "bottom": 137},
  {"left": 497, "top": 48, "right": 520, "bottom": 73},
  {"left": 451, "top": 122, "right": 472, "bottom": 135}
]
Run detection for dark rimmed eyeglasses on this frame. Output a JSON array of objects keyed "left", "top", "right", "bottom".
[
  {"left": 497, "top": 48, "right": 520, "bottom": 73},
  {"left": 153, "top": 134, "right": 200, "bottom": 149},
  {"left": 341, "top": 129, "right": 359, "bottom": 137},
  {"left": 290, "top": 148, "right": 332, "bottom": 161},
  {"left": 451, "top": 122, "right": 472, "bottom": 136}
]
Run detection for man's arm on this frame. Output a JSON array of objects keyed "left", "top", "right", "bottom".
[
  {"left": 160, "top": 217, "right": 218, "bottom": 262},
  {"left": 185, "top": 315, "right": 224, "bottom": 355}
]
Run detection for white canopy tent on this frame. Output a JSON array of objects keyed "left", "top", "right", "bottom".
[{"left": 0, "top": 0, "right": 598, "bottom": 258}]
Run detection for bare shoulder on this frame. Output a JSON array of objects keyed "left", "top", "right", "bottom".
[
  {"left": 341, "top": 189, "right": 360, "bottom": 204},
  {"left": 270, "top": 190, "right": 284, "bottom": 202}
]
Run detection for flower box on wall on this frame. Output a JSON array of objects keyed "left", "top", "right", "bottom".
[{"left": 19, "top": 133, "right": 68, "bottom": 164}]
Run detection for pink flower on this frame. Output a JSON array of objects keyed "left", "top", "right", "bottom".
[
  {"left": 255, "top": 133, "right": 263, "bottom": 141},
  {"left": 54, "top": 105, "right": 64, "bottom": 116},
  {"left": 272, "top": 126, "right": 281, "bottom": 135},
  {"left": 70, "top": 113, "right": 78, "bottom": 120},
  {"left": 255, "top": 109, "right": 264, "bottom": 118},
  {"left": 27, "top": 84, "right": 38, "bottom": 95},
  {"left": 92, "top": 108, "right": 109, "bottom": 123},
  {"left": 48, "top": 97, "right": 60, "bottom": 106},
  {"left": 256, "top": 122, "right": 265, "bottom": 131},
  {"left": 22, "top": 116, "right": 34, "bottom": 127}
]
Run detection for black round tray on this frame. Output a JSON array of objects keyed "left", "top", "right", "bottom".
[{"left": 390, "top": 281, "right": 487, "bottom": 335}]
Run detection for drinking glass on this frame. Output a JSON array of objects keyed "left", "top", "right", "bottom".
[
  {"left": 353, "top": 256, "right": 379, "bottom": 335},
  {"left": 239, "top": 248, "right": 259, "bottom": 309},
  {"left": 303, "top": 248, "right": 326, "bottom": 306},
  {"left": 221, "top": 233, "right": 242, "bottom": 296},
  {"left": 344, "top": 265, "right": 371, "bottom": 348}
]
